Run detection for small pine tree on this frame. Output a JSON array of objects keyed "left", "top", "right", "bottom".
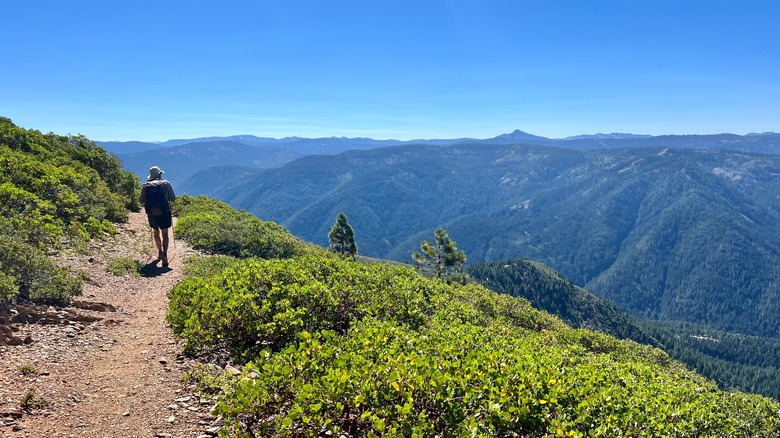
[
  {"left": 412, "top": 228, "right": 466, "bottom": 278},
  {"left": 328, "top": 212, "right": 357, "bottom": 258}
]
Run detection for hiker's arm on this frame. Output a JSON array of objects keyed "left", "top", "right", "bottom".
[
  {"left": 166, "top": 182, "right": 176, "bottom": 201},
  {"left": 139, "top": 186, "right": 146, "bottom": 204}
]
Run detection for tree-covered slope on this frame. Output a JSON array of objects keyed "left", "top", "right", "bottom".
[
  {"left": 167, "top": 197, "right": 780, "bottom": 437},
  {"left": 465, "top": 259, "right": 655, "bottom": 344},
  {"left": 640, "top": 320, "right": 780, "bottom": 401},
  {"left": 204, "top": 143, "right": 780, "bottom": 337},
  {"left": 213, "top": 143, "right": 586, "bottom": 255},
  {"left": 439, "top": 149, "right": 780, "bottom": 336}
]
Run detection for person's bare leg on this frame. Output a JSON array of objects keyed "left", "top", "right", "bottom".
[
  {"left": 161, "top": 228, "right": 170, "bottom": 265},
  {"left": 153, "top": 228, "right": 163, "bottom": 258}
]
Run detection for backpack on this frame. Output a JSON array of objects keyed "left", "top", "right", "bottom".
[{"left": 143, "top": 181, "right": 169, "bottom": 216}]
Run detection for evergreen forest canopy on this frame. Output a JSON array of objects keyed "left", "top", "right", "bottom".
[
  {"left": 167, "top": 195, "right": 780, "bottom": 436},
  {"left": 0, "top": 117, "right": 139, "bottom": 304},
  {"left": 189, "top": 143, "right": 780, "bottom": 339}
]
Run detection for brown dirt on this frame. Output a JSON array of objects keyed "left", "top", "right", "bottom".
[{"left": 0, "top": 212, "right": 219, "bottom": 438}]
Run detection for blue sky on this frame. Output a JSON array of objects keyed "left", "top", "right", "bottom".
[{"left": 2, "top": 1, "right": 778, "bottom": 141}]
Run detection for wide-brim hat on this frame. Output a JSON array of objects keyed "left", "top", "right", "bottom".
[{"left": 148, "top": 166, "right": 164, "bottom": 180}]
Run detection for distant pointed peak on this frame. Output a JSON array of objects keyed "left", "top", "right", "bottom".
[{"left": 493, "top": 129, "right": 549, "bottom": 141}]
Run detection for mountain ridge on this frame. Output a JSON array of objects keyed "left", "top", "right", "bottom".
[
  {"left": 191, "top": 143, "right": 780, "bottom": 338},
  {"left": 103, "top": 130, "right": 780, "bottom": 190},
  {"left": 99, "top": 129, "right": 779, "bottom": 150}
]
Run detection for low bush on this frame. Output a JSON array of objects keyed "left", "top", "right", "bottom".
[
  {"left": 19, "top": 389, "right": 47, "bottom": 412},
  {"left": 106, "top": 257, "right": 142, "bottom": 276},
  {"left": 182, "top": 254, "right": 242, "bottom": 280},
  {"left": 167, "top": 252, "right": 448, "bottom": 362},
  {"left": 18, "top": 363, "right": 38, "bottom": 376},
  {"left": 0, "top": 119, "right": 136, "bottom": 306},
  {"left": 0, "top": 234, "right": 81, "bottom": 304},
  {"left": 215, "top": 318, "right": 780, "bottom": 437},
  {"left": 173, "top": 195, "right": 307, "bottom": 259}
]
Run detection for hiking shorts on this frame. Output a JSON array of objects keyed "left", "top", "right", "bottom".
[{"left": 147, "top": 212, "right": 172, "bottom": 230}]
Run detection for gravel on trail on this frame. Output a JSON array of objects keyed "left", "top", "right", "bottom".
[{"left": 0, "top": 212, "right": 221, "bottom": 438}]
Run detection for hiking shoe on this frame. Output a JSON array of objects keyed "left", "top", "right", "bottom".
[{"left": 161, "top": 251, "right": 169, "bottom": 267}]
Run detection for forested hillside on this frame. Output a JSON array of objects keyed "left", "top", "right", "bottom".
[
  {"left": 0, "top": 117, "right": 138, "bottom": 305},
  {"left": 464, "top": 259, "right": 655, "bottom": 344},
  {"left": 188, "top": 143, "right": 780, "bottom": 337},
  {"left": 165, "top": 196, "right": 780, "bottom": 436}
]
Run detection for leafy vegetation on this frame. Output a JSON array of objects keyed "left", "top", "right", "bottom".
[
  {"left": 466, "top": 258, "right": 780, "bottom": 403},
  {"left": 19, "top": 389, "right": 48, "bottom": 412},
  {"left": 167, "top": 253, "right": 450, "bottom": 363},
  {"left": 168, "top": 198, "right": 780, "bottom": 436},
  {"left": 18, "top": 363, "right": 39, "bottom": 376},
  {"left": 1, "top": 117, "right": 138, "bottom": 245},
  {"left": 0, "top": 234, "right": 82, "bottom": 304},
  {"left": 0, "top": 118, "right": 138, "bottom": 305},
  {"left": 173, "top": 195, "right": 309, "bottom": 259},
  {"left": 106, "top": 256, "right": 142, "bottom": 276},
  {"left": 182, "top": 254, "right": 244, "bottom": 281}
]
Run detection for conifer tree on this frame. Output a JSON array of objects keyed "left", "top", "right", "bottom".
[
  {"left": 412, "top": 228, "right": 466, "bottom": 278},
  {"left": 328, "top": 212, "right": 357, "bottom": 258}
]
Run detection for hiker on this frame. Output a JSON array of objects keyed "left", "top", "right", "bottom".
[{"left": 139, "top": 166, "right": 176, "bottom": 266}]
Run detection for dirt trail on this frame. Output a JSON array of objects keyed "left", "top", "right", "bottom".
[{"left": 0, "top": 212, "right": 216, "bottom": 438}]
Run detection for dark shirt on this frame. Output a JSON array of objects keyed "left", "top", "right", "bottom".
[{"left": 139, "top": 178, "right": 176, "bottom": 205}]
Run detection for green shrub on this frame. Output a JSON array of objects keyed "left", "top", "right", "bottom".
[
  {"left": 0, "top": 119, "right": 137, "bottom": 249},
  {"left": 181, "top": 363, "right": 233, "bottom": 396},
  {"left": 167, "top": 252, "right": 449, "bottom": 362},
  {"left": 0, "top": 234, "right": 82, "bottom": 304},
  {"left": 213, "top": 318, "right": 780, "bottom": 437},
  {"left": 106, "top": 257, "right": 142, "bottom": 276},
  {"left": 0, "top": 118, "right": 141, "bottom": 305},
  {"left": 182, "top": 254, "right": 242, "bottom": 280},
  {"left": 18, "top": 389, "right": 47, "bottom": 412},
  {"left": 18, "top": 364, "right": 38, "bottom": 376},
  {"left": 173, "top": 195, "right": 305, "bottom": 259},
  {"left": 0, "top": 271, "right": 19, "bottom": 303}
]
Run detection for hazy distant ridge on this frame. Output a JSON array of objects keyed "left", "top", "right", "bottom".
[{"left": 101, "top": 130, "right": 780, "bottom": 187}]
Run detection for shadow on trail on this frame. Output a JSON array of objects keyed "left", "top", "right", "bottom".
[{"left": 140, "top": 261, "right": 173, "bottom": 277}]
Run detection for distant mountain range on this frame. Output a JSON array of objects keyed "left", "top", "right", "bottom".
[
  {"left": 116, "top": 140, "right": 303, "bottom": 187},
  {"left": 103, "top": 129, "right": 780, "bottom": 338},
  {"left": 100, "top": 130, "right": 780, "bottom": 186},
  {"left": 180, "top": 143, "right": 780, "bottom": 339}
]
